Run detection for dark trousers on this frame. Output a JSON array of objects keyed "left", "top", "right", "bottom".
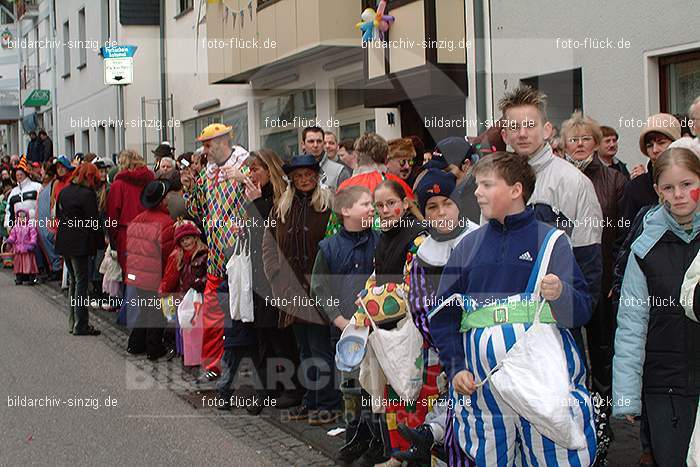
[
  {"left": 293, "top": 323, "right": 342, "bottom": 411},
  {"left": 644, "top": 392, "right": 698, "bottom": 467},
  {"left": 65, "top": 255, "right": 90, "bottom": 333},
  {"left": 127, "top": 288, "right": 167, "bottom": 359},
  {"left": 586, "top": 294, "right": 616, "bottom": 397},
  {"left": 217, "top": 344, "right": 259, "bottom": 401},
  {"left": 256, "top": 326, "right": 303, "bottom": 397}
]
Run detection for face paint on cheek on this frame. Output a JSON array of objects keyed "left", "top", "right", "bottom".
[
  {"left": 691, "top": 188, "right": 700, "bottom": 202},
  {"left": 394, "top": 207, "right": 402, "bottom": 216},
  {"left": 659, "top": 193, "right": 673, "bottom": 212}
]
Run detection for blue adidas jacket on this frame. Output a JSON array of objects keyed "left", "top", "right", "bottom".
[{"left": 429, "top": 207, "right": 593, "bottom": 380}]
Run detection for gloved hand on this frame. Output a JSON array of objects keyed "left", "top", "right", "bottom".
[{"left": 393, "top": 424, "right": 434, "bottom": 465}]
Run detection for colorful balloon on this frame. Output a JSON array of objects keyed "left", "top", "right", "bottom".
[{"left": 355, "top": 1, "right": 394, "bottom": 43}]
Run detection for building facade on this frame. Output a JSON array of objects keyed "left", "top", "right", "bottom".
[{"left": 487, "top": 0, "right": 700, "bottom": 166}]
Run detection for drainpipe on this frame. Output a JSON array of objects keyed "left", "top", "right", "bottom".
[
  {"left": 159, "top": 0, "right": 167, "bottom": 143},
  {"left": 49, "top": 0, "right": 58, "bottom": 157},
  {"left": 472, "top": 0, "right": 487, "bottom": 133}
]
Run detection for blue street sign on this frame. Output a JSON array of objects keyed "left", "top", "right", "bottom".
[{"left": 100, "top": 45, "right": 138, "bottom": 59}]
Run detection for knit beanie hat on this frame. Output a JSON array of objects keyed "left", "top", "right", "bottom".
[
  {"left": 415, "top": 169, "right": 458, "bottom": 214},
  {"left": 174, "top": 219, "right": 201, "bottom": 243},
  {"left": 638, "top": 113, "right": 681, "bottom": 155}
]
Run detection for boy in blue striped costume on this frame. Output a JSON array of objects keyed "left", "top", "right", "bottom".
[{"left": 430, "top": 152, "right": 597, "bottom": 466}]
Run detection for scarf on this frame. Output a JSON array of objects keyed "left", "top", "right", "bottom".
[
  {"left": 565, "top": 152, "right": 594, "bottom": 172},
  {"left": 205, "top": 145, "right": 249, "bottom": 183}
]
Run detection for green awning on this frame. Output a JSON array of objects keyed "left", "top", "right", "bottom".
[{"left": 23, "top": 89, "right": 50, "bottom": 107}]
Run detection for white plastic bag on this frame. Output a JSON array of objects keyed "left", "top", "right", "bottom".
[
  {"left": 689, "top": 402, "right": 700, "bottom": 467},
  {"left": 99, "top": 245, "right": 122, "bottom": 283},
  {"left": 486, "top": 300, "right": 587, "bottom": 450},
  {"left": 178, "top": 288, "right": 202, "bottom": 329},
  {"left": 359, "top": 338, "right": 387, "bottom": 414},
  {"left": 225, "top": 251, "right": 254, "bottom": 322},
  {"left": 476, "top": 229, "right": 588, "bottom": 450},
  {"left": 363, "top": 304, "right": 424, "bottom": 403}
]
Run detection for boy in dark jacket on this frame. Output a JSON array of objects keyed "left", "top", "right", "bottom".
[
  {"left": 311, "top": 186, "right": 380, "bottom": 456},
  {"left": 430, "top": 152, "right": 596, "bottom": 466}
]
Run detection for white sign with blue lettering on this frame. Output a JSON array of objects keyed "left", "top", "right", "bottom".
[{"left": 101, "top": 45, "right": 137, "bottom": 85}]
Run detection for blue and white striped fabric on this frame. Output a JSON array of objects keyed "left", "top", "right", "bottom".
[{"left": 451, "top": 320, "right": 597, "bottom": 466}]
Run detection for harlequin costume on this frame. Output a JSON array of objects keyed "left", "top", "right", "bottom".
[{"left": 185, "top": 123, "right": 250, "bottom": 375}]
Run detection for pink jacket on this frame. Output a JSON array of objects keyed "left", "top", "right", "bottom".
[{"left": 6, "top": 216, "right": 37, "bottom": 254}]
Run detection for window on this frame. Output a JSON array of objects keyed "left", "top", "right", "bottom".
[
  {"left": 62, "top": 21, "right": 70, "bottom": 77},
  {"left": 261, "top": 130, "right": 299, "bottom": 161},
  {"left": 521, "top": 68, "right": 582, "bottom": 130},
  {"left": 101, "top": 0, "right": 110, "bottom": 45},
  {"left": 65, "top": 134, "right": 75, "bottom": 156},
  {"left": 182, "top": 105, "right": 249, "bottom": 153},
  {"left": 177, "top": 0, "right": 194, "bottom": 15},
  {"left": 222, "top": 104, "right": 249, "bottom": 150},
  {"left": 82, "top": 129, "right": 90, "bottom": 152},
  {"left": 259, "top": 89, "right": 317, "bottom": 160},
  {"left": 660, "top": 51, "right": 700, "bottom": 117},
  {"left": 336, "top": 80, "right": 365, "bottom": 111},
  {"left": 108, "top": 125, "right": 116, "bottom": 159},
  {"left": 77, "top": 8, "right": 87, "bottom": 68},
  {"left": 259, "top": 89, "right": 316, "bottom": 129},
  {"left": 340, "top": 123, "right": 361, "bottom": 141},
  {"left": 97, "top": 125, "right": 106, "bottom": 158},
  {"left": 366, "top": 119, "right": 376, "bottom": 133}
]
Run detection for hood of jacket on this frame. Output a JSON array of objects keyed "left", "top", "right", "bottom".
[
  {"left": 114, "top": 166, "right": 154, "bottom": 187},
  {"left": 632, "top": 204, "right": 700, "bottom": 259}
]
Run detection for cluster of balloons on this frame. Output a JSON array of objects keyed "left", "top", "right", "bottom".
[{"left": 355, "top": 0, "right": 395, "bottom": 43}]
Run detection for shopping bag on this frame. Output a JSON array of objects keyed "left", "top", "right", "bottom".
[
  {"left": 689, "top": 402, "right": 700, "bottom": 467},
  {"left": 225, "top": 250, "right": 254, "bottom": 322},
  {"left": 359, "top": 338, "right": 387, "bottom": 414},
  {"left": 362, "top": 301, "right": 423, "bottom": 402},
  {"left": 99, "top": 245, "right": 122, "bottom": 283},
  {"left": 182, "top": 304, "right": 203, "bottom": 367},
  {"left": 485, "top": 300, "right": 587, "bottom": 450},
  {"left": 178, "top": 288, "right": 202, "bottom": 329},
  {"left": 476, "top": 229, "right": 588, "bottom": 450}
]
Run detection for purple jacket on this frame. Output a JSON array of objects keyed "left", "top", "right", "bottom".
[{"left": 7, "top": 222, "right": 38, "bottom": 253}]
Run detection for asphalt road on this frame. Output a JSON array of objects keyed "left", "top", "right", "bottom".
[{"left": 0, "top": 270, "right": 275, "bottom": 466}]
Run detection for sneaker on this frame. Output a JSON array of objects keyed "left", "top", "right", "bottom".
[
  {"left": 14, "top": 278, "right": 22, "bottom": 285},
  {"left": 358, "top": 437, "right": 389, "bottom": 467},
  {"left": 190, "top": 370, "right": 220, "bottom": 390},
  {"left": 308, "top": 409, "right": 341, "bottom": 426},
  {"left": 287, "top": 404, "right": 310, "bottom": 421}
]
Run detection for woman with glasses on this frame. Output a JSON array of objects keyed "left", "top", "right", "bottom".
[{"left": 561, "top": 111, "right": 628, "bottom": 464}]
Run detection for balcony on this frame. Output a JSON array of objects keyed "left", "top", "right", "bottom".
[{"left": 206, "top": 0, "right": 362, "bottom": 84}]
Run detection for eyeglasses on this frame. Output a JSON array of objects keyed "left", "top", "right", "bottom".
[
  {"left": 567, "top": 136, "right": 595, "bottom": 144},
  {"left": 375, "top": 199, "right": 402, "bottom": 211},
  {"left": 397, "top": 159, "right": 411, "bottom": 167}
]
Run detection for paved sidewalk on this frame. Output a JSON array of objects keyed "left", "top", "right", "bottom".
[{"left": 4, "top": 269, "right": 643, "bottom": 466}]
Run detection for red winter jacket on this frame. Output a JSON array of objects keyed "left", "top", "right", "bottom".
[
  {"left": 106, "top": 166, "right": 154, "bottom": 274},
  {"left": 125, "top": 204, "right": 175, "bottom": 292}
]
